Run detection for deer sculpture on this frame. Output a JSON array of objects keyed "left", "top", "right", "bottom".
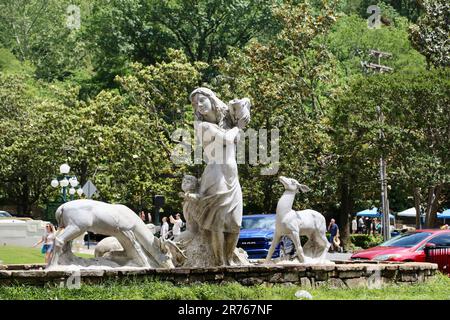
[
  {"left": 264, "top": 176, "right": 330, "bottom": 263},
  {"left": 49, "top": 199, "right": 184, "bottom": 268}
]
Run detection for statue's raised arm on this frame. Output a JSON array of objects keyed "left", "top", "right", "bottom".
[{"left": 229, "top": 98, "right": 251, "bottom": 129}]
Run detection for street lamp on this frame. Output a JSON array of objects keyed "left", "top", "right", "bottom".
[{"left": 51, "top": 163, "right": 83, "bottom": 202}]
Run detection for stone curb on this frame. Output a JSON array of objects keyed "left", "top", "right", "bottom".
[{"left": 0, "top": 262, "right": 438, "bottom": 288}]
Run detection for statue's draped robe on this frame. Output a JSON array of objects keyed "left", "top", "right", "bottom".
[{"left": 192, "top": 122, "right": 242, "bottom": 234}]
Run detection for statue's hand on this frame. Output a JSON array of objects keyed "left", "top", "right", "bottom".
[
  {"left": 237, "top": 114, "right": 250, "bottom": 129},
  {"left": 187, "top": 193, "right": 199, "bottom": 200}
]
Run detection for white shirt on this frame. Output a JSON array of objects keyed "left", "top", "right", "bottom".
[
  {"left": 352, "top": 219, "right": 357, "bottom": 231},
  {"left": 172, "top": 219, "right": 183, "bottom": 236},
  {"left": 45, "top": 232, "right": 55, "bottom": 245},
  {"left": 160, "top": 222, "right": 169, "bottom": 239},
  {"left": 358, "top": 218, "right": 364, "bottom": 227}
]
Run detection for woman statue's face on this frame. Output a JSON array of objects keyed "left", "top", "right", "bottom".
[{"left": 194, "top": 94, "right": 212, "bottom": 116}]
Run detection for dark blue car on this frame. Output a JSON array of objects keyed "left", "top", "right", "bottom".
[{"left": 238, "top": 214, "right": 283, "bottom": 259}]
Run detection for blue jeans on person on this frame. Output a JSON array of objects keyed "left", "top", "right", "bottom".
[{"left": 41, "top": 244, "right": 53, "bottom": 254}]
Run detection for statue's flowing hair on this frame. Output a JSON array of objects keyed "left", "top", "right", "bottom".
[{"left": 189, "top": 87, "right": 231, "bottom": 129}]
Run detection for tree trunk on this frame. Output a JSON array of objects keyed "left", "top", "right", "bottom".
[
  {"left": 18, "top": 176, "right": 30, "bottom": 215},
  {"left": 424, "top": 184, "right": 442, "bottom": 228},
  {"left": 413, "top": 187, "right": 421, "bottom": 229},
  {"left": 339, "top": 180, "right": 353, "bottom": 250}
]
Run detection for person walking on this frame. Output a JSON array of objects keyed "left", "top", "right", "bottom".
[
  {"left": 33, "top": 223, "right": 56, "bottom": 264},
  {"left": 328, "top": 219, "right": 340, "bottom": 252},
  {"left": 351, "top": 217, "right": 358, "bottom": 234},
  {"left": 140, "top": 211, "right": 146, "bottom": 223},
  {"left": 364, "top": 217, "right": 371, "bottom": 235},
  {"left": 358, "top": 216, "right": 364, "bottom": 234},
  {"left": 169, "top": 213, "right": 184, "bottom": 240},
  {"left": 147, "top": 213, "right": 152, "bottom": 224},
  {"left": 160, "top": 217, "right": 170, "bottom": 240},
  {"left": 370, "top": 218, "right": 377, "bottom": 235}
]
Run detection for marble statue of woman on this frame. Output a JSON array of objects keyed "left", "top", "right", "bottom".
[{"left": 181, "top": 87, "right": 250, "bottom": 266}]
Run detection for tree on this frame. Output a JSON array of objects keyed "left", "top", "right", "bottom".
[
  {"left": 0, "top": 70, "right": 81, "bottom": 214},
  {"left": 215, "top": 0, "right": 339, "bottom": 221},
  {"left": 150, "top": 0, "right": 277, "bottom": 64},
  {"left": 0, "top": 0, "right": 90, "bottom": 81},
  {"left": 409, "top": 0, "right": 450, "bottom": 68},
  {"left": 338, "top": 0, "right": 424, "bottom": 22},
  {"left": 66, "top": 50, "right": 206, "bottom": 212},
  {"left": 82, "top": 0, "right": 277, "bottom": 88},
  {"left": 325, "top": 14, "right": 426, "bottom": 79},
  {"left": 331, "top": 70, "right": 449, "bottom": 232},
  {"left": 0, "top": 49, "right": 206, "bottom": 215}
]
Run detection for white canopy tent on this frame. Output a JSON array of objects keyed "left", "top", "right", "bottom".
[{"left": 396, "top": 207, "right": 423, "bottom": 218}]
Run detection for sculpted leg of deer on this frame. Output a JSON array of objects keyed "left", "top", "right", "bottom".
[
  {"left": 264, "top": 231, "right": 282, "bottom": 263},
  {"left": 288, "top": 231, "right": 306, "bottom": 263},
  {"left": 50, "top": 224, "right": 85, "bottom": 266},
  {"left": 314, "top": 232, "right": 330, "bottom": 261}
]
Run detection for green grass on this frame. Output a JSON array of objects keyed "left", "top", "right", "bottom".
[
  {"left": 0, "top": 245, "right": 93, "bottom": 265},
  {"left": 0, "top": 274, "right": 449, "bottom": 300}
]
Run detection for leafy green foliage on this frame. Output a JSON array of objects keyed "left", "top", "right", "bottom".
[
  {"left": 331, "top": 69, "right": 450, "bottom": 217},
  {"left": 1, "top": 274, "right": 449, "bottom": 300},
  {"left": 215, "top": 0, "right": 339, "bottom": 213},
  {"left": 0, "top": 1, "right": 448, "bottom": 232},
  {"left": 326, "top": 14, "right": 426, "bottom": 78},
  {"left": 409, "top": 0, "right": 450, "bottom": 68},
  {"left": 0, "top": 0, "right": 90, "bottom": 81},
  {"left": 350, "top": 234, "right": 383, "bottom": 249}
]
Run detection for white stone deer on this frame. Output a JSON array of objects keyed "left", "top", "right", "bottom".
[
  {"left": 264, "top": 176, "right": 330, "bottom": 263},
  {"left": 50, "top": 199, "right": 184, "bottom": 268}
]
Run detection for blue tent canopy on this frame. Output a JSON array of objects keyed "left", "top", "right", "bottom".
[
  {"left": 356, "top": 207, "right": 395, "bottom": 219},
  {"left": 437, "top": 209, "right": 450, "bottom": 219}
]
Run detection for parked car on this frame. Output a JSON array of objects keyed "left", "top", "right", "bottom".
[
  {"left": 351, "top": 229, "right": 450, "bottom": 262},
  {"left": 238, "top": 214, "right": 285, "bottom": 259},
  {"left": 0, "top": 211, "right": 13, "bottom": 218}
]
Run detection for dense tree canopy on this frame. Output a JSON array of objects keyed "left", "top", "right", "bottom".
[{"left": 0, "top": 0, "right": 448, "bottom": 244}]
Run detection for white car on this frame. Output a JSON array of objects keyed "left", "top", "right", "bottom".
[
  {"left": 0, "top": 211, "right": 13, "bottom": 218},
  {"left": 0, "top": 211, "right": 49, "bottom": 247}
]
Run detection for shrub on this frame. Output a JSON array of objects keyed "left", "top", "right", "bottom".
[{"left": 350, "top": 234, "right": 383, "bottom": 249}]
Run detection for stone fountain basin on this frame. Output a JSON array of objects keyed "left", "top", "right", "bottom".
[{"left": 0, "top": 261, "right": 438, "bottom": 288}]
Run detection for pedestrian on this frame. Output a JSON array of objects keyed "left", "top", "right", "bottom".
[
  {"left": 376, "top": 219, "right": 382, "bottom": 234},
  {"left": 328, "top": 219, "right": 340, "bottom": 252},
  {"left": 169, "top": 213, "right": 184, "bottom": 240},
  {"left": 140, "top": 210, "right": 146, "bottom": 222},
  {"left": 33, "top": 223, "right": 56, "bottom": 264},
  {"left": 358, "top": 216, "right": 364, "bottom": 234},
  {"left": 147, "top": 213, "right": 152, "bottom": 224},
  {"left": 160, "top": 217, "right": 170, "bottom": 240},
  {"left": 370, "top": 218, "right": 377, "bottom": 235},
  {"left": 351, "top": 217, "right": 358, "bottom": 234},
  {"left": 364, "top": 217, "right": 371, "bottom": 234}
]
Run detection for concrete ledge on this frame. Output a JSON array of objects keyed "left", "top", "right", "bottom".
[{"left": 0, "top": 262, "right": 438, "bottom": 288}]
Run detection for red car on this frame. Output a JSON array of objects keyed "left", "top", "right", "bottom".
[{"left": 351, "top": 229, "right": 450, "bottom": 262}]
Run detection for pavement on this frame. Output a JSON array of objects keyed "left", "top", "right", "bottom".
[{"left": 326, "top": 252, "right": 353, "bottom": 261}]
